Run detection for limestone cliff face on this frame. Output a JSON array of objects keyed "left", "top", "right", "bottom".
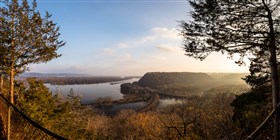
[{"left": 138, "top": 72, "right": 217, "bottom": 88}]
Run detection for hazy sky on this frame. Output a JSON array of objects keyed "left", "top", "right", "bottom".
[{"left": 28, "top": 0, "right": 249, "bottom": 76}]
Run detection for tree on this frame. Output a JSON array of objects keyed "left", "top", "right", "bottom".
[
  {"left": 160, "top": 104, "right": 202, "bottom": 139},
  {"left": 180, "top": 0, "right": 280, "bottom": 139},
  {"left": 14, "top": 78, "right": 96, "bottom": 139},
  {"left": 0, "top": 0, "right": 65, "bottom": 139},
  {"left": 16, "top": 78, "right": 56, "bottom": 125}
]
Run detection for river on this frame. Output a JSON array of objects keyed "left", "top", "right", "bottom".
[{"left": 45, "top": 78, "right": 183, "bottom": 114}]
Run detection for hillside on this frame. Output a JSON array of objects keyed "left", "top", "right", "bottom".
[
  {"left": 138, "top": 72, "right": 217, "bottom": 89},
  {"left": 208, "top": 73, "right": 248, "bottom": 84},
  {"left": 121, "top": 72, "right": 250, "bottom": 98}
]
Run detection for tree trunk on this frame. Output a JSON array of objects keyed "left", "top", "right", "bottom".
[
  {"left": 262, "top": 0, "right": 280, "bottom": 138},
  {"left": 9, "top": 70, "right": 14, "bottom": 104},
  {"left": 7, "top": 107, "right": 10, "bottom": 140},
  {"left": 270, "top": 47, "right": 280, "bottom": 140},
  {"left": 266, "top": 5, "right": 280, "bottom": 140},
  {"left": 7, "top": 69, "right": 14, "bottom": 140},
  {"left": 0, "top": 74, "right": 3, "bottom": 93}
]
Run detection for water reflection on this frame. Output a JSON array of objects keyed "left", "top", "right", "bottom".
[
  {"left": 45, "top": 78, "right": 186, "bottom": 114},
  {"left": 45, "top": 78, "right": 139, "bottom": 104}
]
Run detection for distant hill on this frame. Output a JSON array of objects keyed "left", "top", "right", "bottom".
[
  {"left": 208, "top": 73, "right": 248, "bottom": 84},
  {"left": 18, "top": 72, "right": 91, "bottom": 78},
  {"left": 138, "top": 72, "right": 217, "bottom": 88},
  {"left": 122, "top": 72, "right": 250, "bottom": 97}
]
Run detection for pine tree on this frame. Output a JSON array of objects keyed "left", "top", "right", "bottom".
[
  {"left": 180, "top": 0, "right": 280, "bottom": 139},
  {"left": 16, "top": 78, "right": 56, "bottom": 125},
  {"left": 0, "top": 0, "right": 65, "bottom": 139}
]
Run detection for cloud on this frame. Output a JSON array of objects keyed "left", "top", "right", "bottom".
[
  {"left": 146, "top": 55, "right": 167, "bottom": 61},
  {"left": 116, "top": 53, "right": 132, "bottom": 61},
  {"left": 101, "top": 48, "right": 115, "bottom": 55},
  {"left": 28, "top": 24, "right": 248, "bottom": 76},
  {"left": 117, "top": 43, "right": 129, "bottom": 49},
  {"left": 97, "top": 27, "right": 182, "bottom": 57},
  {"left": 155, "top": 45, "right": 182, "bottom": 53},
  {"left": 96, "top": 27, "right": 184, "bottom": 67},
  {"left": 139, "top": 35, "right": 157, "bottom": 44},
  {"left": 87, "top": 27, "right": 188, "bottom": 75},
  {"left": 151, "top": 27, "right": 181, "bottom": 41},
  {"left": 127, "top": 27, "right": 181, "bottom": 47}
]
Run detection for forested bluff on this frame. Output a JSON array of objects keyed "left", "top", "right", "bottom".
[{"left": 121, "top": 72, "right": 249, "bottom": 98}]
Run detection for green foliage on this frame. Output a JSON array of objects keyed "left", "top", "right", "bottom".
[
  {"left": 14, "top": 78, "right": 95, "bottom": 139},
  {"left": 16, "top": 78, "right": 56, "bottom": 125},
  {"left": 0, "top": 0, "right": 65, "bottom": 74}
]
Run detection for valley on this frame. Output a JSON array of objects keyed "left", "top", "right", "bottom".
[{"left": 22, "top": 72, "right": 250, "bottom": 115}]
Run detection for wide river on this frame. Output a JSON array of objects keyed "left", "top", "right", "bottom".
[{"left": 45, "top": 78, "right": 183, "bottom": 114}]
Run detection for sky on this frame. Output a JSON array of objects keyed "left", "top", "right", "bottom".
[{"left": 26, "top": 0, "right": 249, "bottom": 76}]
